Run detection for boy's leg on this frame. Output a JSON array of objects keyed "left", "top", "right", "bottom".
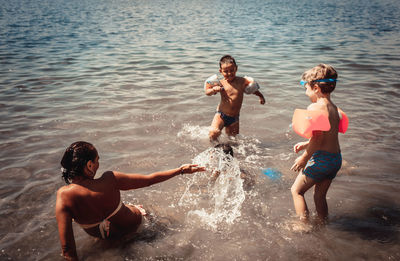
[
  {"left": 313, "top": 179, "right": 332, "bottom": 222},
  {"left": 225, "top": 121, "right": 239, "bottom": 136},
  {"left": 291, "top": 172, "right": 317, "bottom": 221},
  {"left": 209, "top": 113, "right": 224, "bottom": 141}
]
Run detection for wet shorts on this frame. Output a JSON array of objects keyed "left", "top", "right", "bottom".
[
  {"left": 217, "top": 111, "right": 239, "bottom": 127},
  {"left": 303, "top": 150, "right": 342, "bottom": 182}
]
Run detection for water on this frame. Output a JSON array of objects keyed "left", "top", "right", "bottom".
[{"left": 1, "top": 0, "right": 400, "bottom": 260}]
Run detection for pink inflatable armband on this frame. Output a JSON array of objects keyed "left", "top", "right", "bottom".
[
  {"left": 292, "top": 108, "right": 349, "bottom": 138},
  {"left": 292, "top": 109, "right": 330, "bottom": 139},
  {"left": 338, "top": 108, "right": 349, "bottom": 134}
]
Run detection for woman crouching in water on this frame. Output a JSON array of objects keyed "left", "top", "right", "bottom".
[{"left": 56, "top": 141, "right": 205, "bottom": 260}]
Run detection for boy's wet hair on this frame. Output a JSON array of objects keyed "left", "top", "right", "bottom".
[
  {"left": 219, "top": 55, "right": 237, "bottom": 68},
  {"left": 60, "top": 141, "right": 98, "bottom": 184},
  {"left": 302, "top": 64, "right": 338, "bottom": 94},
  {"left": 214, "top": 143, "right": 234, "bottom": 157}
]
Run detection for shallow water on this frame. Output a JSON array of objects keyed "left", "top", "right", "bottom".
[{"left": 1, "top": 0, "right": 400, "bottom": 260}]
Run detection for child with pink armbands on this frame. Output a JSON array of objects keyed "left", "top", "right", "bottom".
[{"left": 290, "top": 64, "right": 346, "bottom": 224}]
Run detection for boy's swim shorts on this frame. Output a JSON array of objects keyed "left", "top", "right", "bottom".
[
  {"left": 303, "top": 150, "right": 342, "bottom": 182},
  {"left": 217, "top": 111, "right": 239, "bottom": 127}
]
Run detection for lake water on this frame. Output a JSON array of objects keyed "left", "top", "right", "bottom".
[{"left": 1, "top": 0, "right": 400, "bottom": 260}]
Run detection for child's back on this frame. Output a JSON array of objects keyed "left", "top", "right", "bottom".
[{"left": 308, "top": 99, "right": 340, "bottom": 154}]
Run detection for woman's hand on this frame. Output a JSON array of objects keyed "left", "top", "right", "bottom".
[{"left": 179, "top": 164, "right": 206, "bottom": 175}]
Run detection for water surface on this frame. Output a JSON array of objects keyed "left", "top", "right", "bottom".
[{"left": 0, "top": 0, "right": 399, "bottom": 260}]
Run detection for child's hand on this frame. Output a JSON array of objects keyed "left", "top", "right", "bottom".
[
  {"left": 179, "top": 164, "right": 206, "bottom": 174},
  {"left": 254, "top": 91, "right": 265, "bottom": 105},
  {"left": 212, "top": 86, "right": 224, "bottom": 95},
  {"left": 290, "top": 156, "right": 307, "bottom": 172},
  {"left": 293, "top": 141, "right": 308, "bottom": 153}
]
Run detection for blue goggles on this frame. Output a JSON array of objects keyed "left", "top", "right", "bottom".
[{"left": 300, "top": 79, "right": 337, "bottom": 86}]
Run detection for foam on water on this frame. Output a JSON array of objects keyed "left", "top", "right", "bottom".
[
  {"left": 177, "top": 124, "right": 210, "bottom": 141},
  {"left": 178, "top": 147, "right": 245, "bottom": 230}
]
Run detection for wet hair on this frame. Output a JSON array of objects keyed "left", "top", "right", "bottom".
[
  {"left": 214, "top": 143, "right": 234, "bottom": 157},
  {"left": 219, "top": 55, "right": 237, "bottom": 68},
  {"left": 60, "top": 141, "right": 98, "bottom": 184},
  {"left": 301, "top": 64, "right": 338, "bottom": 94}
]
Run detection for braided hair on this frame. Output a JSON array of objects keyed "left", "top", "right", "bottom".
[{"left": 60, "top": 141, "right": 98, "bottom": 184}]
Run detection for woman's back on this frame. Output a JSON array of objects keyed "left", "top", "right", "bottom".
[{"left": 59, "top": 171, "right": 121, "bottom": 225}]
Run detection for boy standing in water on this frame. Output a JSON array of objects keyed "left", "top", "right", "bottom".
[
  {"left": 205, "top": 55, "right": 265, "bottom": 141},
  {"left": 290, "top": 64, "right": 342, "bottom": 223}
]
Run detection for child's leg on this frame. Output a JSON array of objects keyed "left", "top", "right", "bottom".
[
  {"left": 225, "top": 121, "right": 239, "bottom": 136},
  {"left": 209, "top": 113, "right": 224, "bottom": 141},
  {"left": 291, "top": 172, "right": 317, "bottom": 221},
  {"left": 313, "top": 179, "right": 332, "bottom": 222}
]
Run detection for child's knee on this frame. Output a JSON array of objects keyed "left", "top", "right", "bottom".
[
  {"left": 290, "top": 184, "right": 299, "bottom": 196},
  {"left": 209, "top": 129, "right": 221, "bottom": 140},
  {"left": 225, "top": 124, "right": 239, "bottom": 136},
  {"left": 291, "top": 184, "right": 305, "bottom": 196},
  {"left": 226, "top": 129, "right": 238, "bottom": 136}
]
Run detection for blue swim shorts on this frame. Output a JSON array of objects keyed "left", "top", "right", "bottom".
[
  {"left": 217, "top": 111, "right": 239, "bottom": 127},
  {"left": 303, "top": 150, "right": 342, "bottom": 182}
]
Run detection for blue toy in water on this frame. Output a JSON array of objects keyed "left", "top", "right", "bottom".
[{"left": 262, "top": 168, "right": 282, "bottom": 180}]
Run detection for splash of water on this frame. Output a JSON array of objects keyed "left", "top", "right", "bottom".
[
  {"left": 178, "top": 147, "right": 246, "bottom": 230},
  {"left": 177, "top": 124, "right": 210, "bottom": 141}
]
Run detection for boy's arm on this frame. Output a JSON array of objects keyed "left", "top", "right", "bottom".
[
  {"left": 291, "top": 103, "right": 325, "bottom": 171},
  {"left": 293, "top": 140, "right": 309, "bottom": 153},
  {"left": 253, "top": 90, "right": 265, "bottom": 104},
  {"left": 205, "top": 82, "right": 223, "bottom": 96},
  {"left": 243, "top": 77, "right": 263, "bottom": 104},
  {"left": 291, "top": 132, "right": 323, "bottom": 172}
]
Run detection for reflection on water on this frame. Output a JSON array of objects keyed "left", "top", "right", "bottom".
[
  {"left": 1, "top": 0, "right": 400, "bottom": 260},
  {"left": 332, "top": 205, "right": 400, "bottom": 244}
]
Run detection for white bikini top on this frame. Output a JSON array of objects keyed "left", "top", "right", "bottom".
[{"left": 76, "top": 200, "right": 123, "bottom": 229}]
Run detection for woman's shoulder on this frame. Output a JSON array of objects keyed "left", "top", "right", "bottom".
[
  {"left": 57, "top": 183, "right": 77, "bottom": 196},
  {"left": 56, "top": 184, "right": 78, "bottom": 209},
  {"left": 94, "top": 171, "right": 119, "bottom": 191},
  {"left": 98, "top": 170, "right": 116, "bottom": 182},
  {"left": 57, "top": 171, "right": 116, "bottom": 196}
]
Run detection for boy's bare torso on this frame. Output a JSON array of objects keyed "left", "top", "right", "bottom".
[{"left": 217, "top": 77, "right": 247, "bottom": 116}]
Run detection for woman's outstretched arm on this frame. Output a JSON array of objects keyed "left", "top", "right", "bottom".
[{"left": 114, "top": 164, "right": 205, "bottom": 191}]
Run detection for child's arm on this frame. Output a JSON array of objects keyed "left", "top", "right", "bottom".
[
  {"left": 291, "top": 103, "right": 324, "bottom": 171},
  {"left": 243, "top": 76, "right": 264, "bottom": 104},
  {"left": 291, "top": 132, "right": 323, "bottom": 172},
  {"left": 293, "top": 140, "right": 309, "bottom": 153},
  {"left": 253, "top": 90, "right": 265, "bottom": 104},
  {"left": 205, "top": 82, "right": 223, "bottom": 96}
]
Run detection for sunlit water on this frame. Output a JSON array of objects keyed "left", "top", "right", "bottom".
[{"left": 0, "top": 0, "right": 399, "bottom": 260}]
